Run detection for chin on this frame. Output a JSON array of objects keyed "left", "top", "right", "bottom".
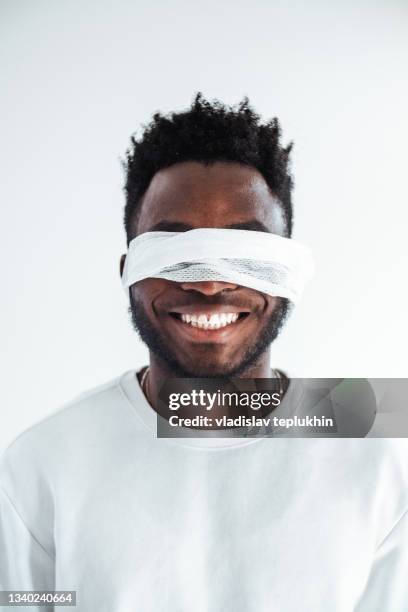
[
  {"left": 174, "top": 356, "right": 247, "bottom": 378},
  {"left": 186, "top": 367, "right": 233, "bottom": 378}
]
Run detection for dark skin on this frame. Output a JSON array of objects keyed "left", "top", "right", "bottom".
[{"left": 120, "top": 161, "right": 287, "bottom": 414}]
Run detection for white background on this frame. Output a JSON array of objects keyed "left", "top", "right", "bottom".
[{"left": 1, "top": 0, "right": 407, "bottom": 450}]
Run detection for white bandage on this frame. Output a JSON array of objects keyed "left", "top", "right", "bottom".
[{"left": 122, "top": 228, "right": 314, "bottom": 303}]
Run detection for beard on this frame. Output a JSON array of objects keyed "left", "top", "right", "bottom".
[{"left": 129, "top": 292, "right": 291, "bottom": 378}]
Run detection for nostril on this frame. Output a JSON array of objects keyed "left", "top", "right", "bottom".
[{"left": 179, "top": 281, "right": 238, "bottom": 295}]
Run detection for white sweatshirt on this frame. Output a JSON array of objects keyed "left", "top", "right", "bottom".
[{"left": 1, "top": 370, "right": 408, "bottom": 611}]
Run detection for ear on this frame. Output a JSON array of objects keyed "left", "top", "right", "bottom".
[{"left": 119, "top": 254, "right": 126, "bottom": 278}]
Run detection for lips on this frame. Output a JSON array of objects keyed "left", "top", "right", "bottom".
[
  {"left": 166, "top": 305, "right": 251, "bottom": 342},
  {"left": 177, "top": 312, "right": 240, "bottom": 329}
]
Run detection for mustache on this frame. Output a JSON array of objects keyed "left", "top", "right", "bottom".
[{"left": 159, "top": 293, "right": 261, "bottom": 311}]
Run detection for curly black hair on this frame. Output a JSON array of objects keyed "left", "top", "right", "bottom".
[{"left": 123, "top": 93, "right": 294, "bottom": 242}]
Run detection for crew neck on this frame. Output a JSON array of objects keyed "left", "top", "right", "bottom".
[
  {"left": 119, "top": 370, "right": 263, "bottom": 449},
  {"left": 119, "top": 369, "right": 278, "bottom": 450}
]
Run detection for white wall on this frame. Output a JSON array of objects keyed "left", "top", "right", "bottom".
[{"left": 1, "top": 0, "right": 407, "bottom": 450}]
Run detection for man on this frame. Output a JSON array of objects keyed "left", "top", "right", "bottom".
[{"left": 1, "top": 94, "right": 408, "bottom": 611}]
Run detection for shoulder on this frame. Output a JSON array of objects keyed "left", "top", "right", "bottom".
[
  {"left": 316, "top": 438, "right": 408, "bottom": 478},
  {"left": 0, "top": 372, "right": 135, "bottom": 479}
]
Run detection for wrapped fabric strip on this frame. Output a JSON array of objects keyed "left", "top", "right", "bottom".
[{"left": 122, "top": 228, "right": 314, "bottom": 304}]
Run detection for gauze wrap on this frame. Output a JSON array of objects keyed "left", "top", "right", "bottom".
[{"left": 122, "top": 228, "right": 314, "bottom": 304}]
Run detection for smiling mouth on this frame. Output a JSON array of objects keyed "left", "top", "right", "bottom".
[{"left": 169, "top": 312, "right": 249, "bottom": 330}]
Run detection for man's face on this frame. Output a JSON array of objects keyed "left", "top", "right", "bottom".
[{"left": 127, "top": 161, "right": 290, "bottom": 377}]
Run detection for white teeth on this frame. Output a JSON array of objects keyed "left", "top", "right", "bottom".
[{"left": 179, "top": 313, "right": 241, "bottom": 329}]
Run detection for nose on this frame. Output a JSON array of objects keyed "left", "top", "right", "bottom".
[{"left": 179, "top": 280, "right": 239, "bottom": 296}]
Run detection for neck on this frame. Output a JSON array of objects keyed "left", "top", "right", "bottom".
[{"left": 143, "top": 350, "right": 273, "bottom": 417}]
